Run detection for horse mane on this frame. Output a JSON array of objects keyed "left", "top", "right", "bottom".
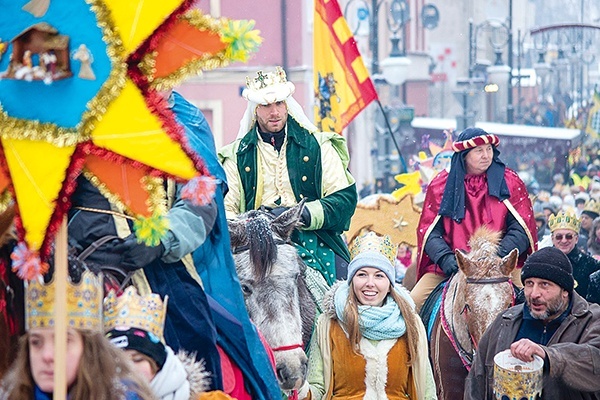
[
  {"left": 244, "top": 211, "right": 277, "bottom": 280},
  {"left": 466, "top": 226, "right": 502, "bottom": 260}
]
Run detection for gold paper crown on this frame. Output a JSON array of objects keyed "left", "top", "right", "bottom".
[
  {"left": 583, "top": 199, "right": 600, "bottom": 217},
  {"left": 350, "top": 231, "right": 397, "bottom": 265},
  {"left": 548, "top": 210, "right": 581, "bottom": 232},
  {"left": 26, "top": 270, "right": 103, "bottom": 332},
  {"left": 245, "top": 66, "right": 288, "bottom": 91},
  {"left": 103, "top": 286, "right": 167, "bottom": 340}
]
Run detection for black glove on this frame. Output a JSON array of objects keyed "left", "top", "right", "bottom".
[
  {"left": 110, "top": 234, "right": 164, "bottom": 272},
  {"left": 269, "top": 206, "right": 312, "bottom": 226},
  {"left": 300, "top": 207, "right": 311, "bottom": 227},
  {"left": 269, "top": 206, "right": 290, "bottom": 217},
  {"left": 438, "top": 253, "right": 458, "bottom": 277}
]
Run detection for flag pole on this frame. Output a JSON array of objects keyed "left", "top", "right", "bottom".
[
  {"left": 53, "top": 216, "right": 68, "bottom": 399},
  {"left": 375, "top": 98, "right": 408, "bottom": 173}
]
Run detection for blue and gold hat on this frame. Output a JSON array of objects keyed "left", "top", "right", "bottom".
[{"left": 347, "top": 232, "right": 397, "bottom": 285}]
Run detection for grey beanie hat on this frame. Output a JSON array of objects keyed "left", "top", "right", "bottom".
[
  {"left": 347, "top": 252, "right": 396, "bottom": 285},
  {"left": 521, "top": 247, "right": 574, "bottom": 292}
]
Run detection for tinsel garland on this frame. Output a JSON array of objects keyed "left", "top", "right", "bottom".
[
  {"left": 139, "top": 11, "right": 262, "bottom": 92},
  {"left": 40, "top": 145, "right": 88, "bottom": 261},
  {"left": 140, "top": 90, "right": 210, "bottom": 178}
]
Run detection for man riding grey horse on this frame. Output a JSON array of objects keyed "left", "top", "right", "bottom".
[{"left": 219, "top": 66, "right": 358, "bottom": 286}]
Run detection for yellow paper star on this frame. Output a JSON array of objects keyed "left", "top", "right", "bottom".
[
  {"left": 392, "top": 170, "right": 422, "bottom": 199},
  {"left": 346, "top": 194, "right": 422, "bottom": 247}
]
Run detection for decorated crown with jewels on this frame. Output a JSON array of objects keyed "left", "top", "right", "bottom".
[
  {"left": 26, "top": 269, "right": 103, "bottom": 332},
  {"left": 242, "top": 66, "right": 295, "bottom": 104},
  {"left": 103, "top": 286, "right": 167, "bottom": 340},
  {"left": 350, "top": 231, "right": 397, "bottom": 265},
  {"left": 583, "top": 199, "right": 600, "bottom": 217},
  {"left": 548, "top": 209, "right": 581, "bottom": 233}
]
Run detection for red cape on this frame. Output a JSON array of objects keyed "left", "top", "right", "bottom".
[{"left": 416, "top": 168, "right": 538, "bottom": 280}]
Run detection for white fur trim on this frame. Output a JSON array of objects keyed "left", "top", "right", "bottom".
[
  {"left": 242, "top": 81, "right": 295, "bottom": 104},
  {"left": 359, "top": 337, "right": 397, "bottom": 399}
]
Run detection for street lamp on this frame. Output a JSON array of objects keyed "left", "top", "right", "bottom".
[
  {"left": 467, "top": 18, "right": 511, "bottom": 123},
  {"left": 530, "top": 23, "right": 600, "bottom": 125},
  {"left": 346, "top": 0, "right": 411, "bottom": 87},
  {"left": 533, "top": 50, "right": 551, "bottom": 101}
]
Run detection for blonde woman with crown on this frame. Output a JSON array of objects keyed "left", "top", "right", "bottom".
[
  {"left": 299, "top": 232, "right": 436, "bottom": 400},
  {"left": 0, "top": 257, "right": 155, "bottom": 400}
]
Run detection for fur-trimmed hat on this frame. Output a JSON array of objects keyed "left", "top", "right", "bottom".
[
  {"left": 521, "top": 247, "right": 574, "bottom": 292},
  {"left": 242, "top": 66, "right": 295, "bottom": 105}
]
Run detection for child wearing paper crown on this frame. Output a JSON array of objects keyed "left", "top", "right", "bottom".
[
  {"left": 299, "top": 232, "right": 437, "bottom": 400},
  {"left": 0, "top": 258, "right": 155, "bottom": 400},
  {"left": 104, "top": 286, "right": 233, "bottom": 400}
]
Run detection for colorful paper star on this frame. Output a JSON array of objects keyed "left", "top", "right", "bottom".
[{"left": 0, "top": 0, "right": 261, "bottom": 277}]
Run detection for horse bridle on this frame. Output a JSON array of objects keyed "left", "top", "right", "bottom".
[
  {"left": 231, "top": 237, "right": 303, "bottom": 353},
  {"left": 272, "top": 343, "right": 304, "bottom": 352},
  {"left": 465, "top": 276, "right": 511, "bottom": 284},
  {"left": 231, "top": 238, "right": 290, "bottom": 255},
  {"left": 444, "top": 275, "right": 514, "bottom": 370}
]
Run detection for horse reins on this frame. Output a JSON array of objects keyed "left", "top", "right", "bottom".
[
  {"left": 441, "top": 275, "right": 514, "bottom": 371},
  {"left": 232, "top": 238, "right": 289, "bottom": 254},
  {"left": 272, "top": 343, "right": 304, "bottom": 352}
]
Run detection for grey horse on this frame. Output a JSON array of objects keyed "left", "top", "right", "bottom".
[{"left": 228, "top": 202, "right": 317, "bottom": 392}]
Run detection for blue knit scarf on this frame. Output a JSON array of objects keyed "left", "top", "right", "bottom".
[{"left": 334, "top": 285, "right": 406, "bottom": 340}]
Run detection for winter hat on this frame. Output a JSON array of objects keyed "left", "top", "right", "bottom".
[
  {"left": 106, "top": 327, "right": 167, "bottom": 370},
  {"left": 347, "top": 232, "right": 397, "bottom": 285},
  {"left": 439, "top": 127, "right": 509, "bottom": 223},
  {"left": 521, "top": 247, "right": 574, "bottom": 292}
]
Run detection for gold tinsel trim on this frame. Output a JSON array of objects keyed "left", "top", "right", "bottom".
[
  {"left": 181, "top": 9, "right": 224, "bottom": 31},
  {"left": 141, "top": 176, "right": 168, "bottom": 216},
  {"left": 78, "top": 0, "right": 128, "bottom": 139},
  {"left": 84, "top": 170, "right": 133, "bottom": 216},
  {"left": 145, "top": 10, "right": 237, "bottom": 92},
  {"left": 149, "top": 54, "right": 232, "bottom": 92},
  {"left": 0, "top": 0, "right": 127, "bottom": 146},
  {"left": 83, "top": 171, "right": 168, "bottom": 219},
  {"left": 0, "top": 190, "right": 13, "bottom": 215},
  {"left": 138, "top": 50, "right": 157, "bottom": 81}
]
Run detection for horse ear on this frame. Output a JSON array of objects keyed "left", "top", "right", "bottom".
[
  {"left": 272, "top": 199, "right": 306, "bottom": 240},
  {"left": 227, "top": 219, "right": 248, "bottom": 248},
  {"left": 455, "top": 250, "right": 471, "bottom": 275},
  {"left": 500, "top": 248, "right": 519, "bottom": 277}
]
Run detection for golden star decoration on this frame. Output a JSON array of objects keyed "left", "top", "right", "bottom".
[{"left": 346, "top": 194, "right": 422, "bottom": 247}]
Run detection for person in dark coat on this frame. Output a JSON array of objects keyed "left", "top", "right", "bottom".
[
  {"left": 549, "top": 210, "right": 600, "bottom": 300},
  {"left": 465, "top": 247, "right": 600, "bottom": 399},
  {"left": 67, "top": 92, "right": 281, "bottom": 398},
  {"left": 587, "top": 269, "right": 600, "bottom": 304}
]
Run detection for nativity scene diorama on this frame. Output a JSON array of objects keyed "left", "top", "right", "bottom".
[{"left": 0, "top": 22, "right": 78, "bottom": 84}]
